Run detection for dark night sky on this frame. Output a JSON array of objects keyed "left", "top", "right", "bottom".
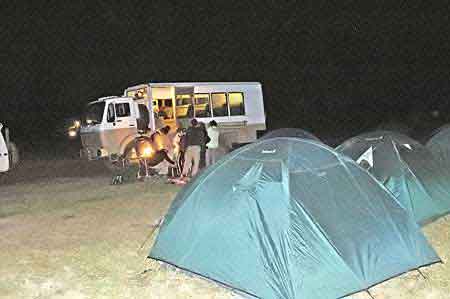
[{"left": 2, "top": 1, "right": 450, "bottom": 150}]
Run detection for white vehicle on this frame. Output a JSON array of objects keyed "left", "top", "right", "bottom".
[
  {"left": 0, "top": 123, "right": 19, "bottom": 172},
  {"left": 0, "top": 123, "right": 9, "bottom": 172},
  {"left": 79, "top": 82, "right": 266, "bottom": 166}
]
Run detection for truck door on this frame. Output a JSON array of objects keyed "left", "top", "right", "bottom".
[
  {"left": 100, "top": 99, "right": 138, "bottom": 156},
  {"left": 111, "top": 99, "right": 138, "bottom": 130},
  {"left": 0, "top": 126, "right": 9, "bottom": 172}
]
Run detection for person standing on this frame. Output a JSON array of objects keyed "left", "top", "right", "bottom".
[
  {"left": 181, "top": 119, "right": 205, "bottom": 179},
  {"left": 171, "top": 127, "right": 186, "bottom": 176},
  {"left": 199, "top": 121, "right": 208, "bottom": 169},
  {"left": 206, "top": 120, "right": 220, "bottom": 166}
]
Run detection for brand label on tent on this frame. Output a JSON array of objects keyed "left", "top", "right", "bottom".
[
  {"left": 262, "top": 149, "right": 276, "bottom": 154},
  {"left": 356, "top": 146, "right": 374, "bottom": 168},
  {"left": 403, "top": 144, "right": 412, "bottom": 150}
]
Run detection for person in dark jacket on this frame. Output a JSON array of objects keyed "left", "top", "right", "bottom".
[
  {"left": 181, "top": 119, "right": 205, "bottom": 179},
  {"left": 198, "top": 121, "right": 209, "bottom": 169}
]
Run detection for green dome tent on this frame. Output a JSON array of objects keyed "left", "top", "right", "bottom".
[
  {"left": 426, "top": 124, "right": 450, "bottom": 166},
  {"left": 337, "top": 131, "right": 450, "bottom": 225},
  {"left": 259, "top": 128, "right": 321, "bottom": 142},
  {"left": 375, "top": 122, "right": 412, "bottom": 136},
  {"left": 150, "top": 137, "right": 439, "bottom": 299}
]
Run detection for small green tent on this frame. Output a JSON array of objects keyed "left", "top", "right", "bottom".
[
  {"left": 150, "top": 137, "right": 439, "bottom": 299},
  {"left": 427, "top": 124, "right": 450, "bottom": 166},
  {"left": 337, "top": 131, "right": 450, "bottom": 225}
]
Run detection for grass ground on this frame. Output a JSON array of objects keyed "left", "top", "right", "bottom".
[{"left": 0, "top": 159, "right": 449, "bottom": 298}]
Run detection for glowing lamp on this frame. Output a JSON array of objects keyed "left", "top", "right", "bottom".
[{"left": 142, "top": 146, "right": 153, "bottom": 157}]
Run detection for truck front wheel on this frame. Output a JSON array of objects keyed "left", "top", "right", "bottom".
[
  {"left": 103, "top": 155, "right": 130, "bottom": 173},
  {"left": 103, "top": 142, "right": 136, "bottom": 173}
]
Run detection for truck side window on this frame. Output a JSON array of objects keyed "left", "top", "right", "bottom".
[
  {"left": 194, "top": 93, "right": 211, "bottom": 118},
  {"left": 211, "top": 93, "right": 228, "bottom": 117},
  {"left": 115, "top": 103, "right": 131, "bottom": 117},
  {"left": 175, "top": 95, "right": 193, "bottom": 119},
  {"left": 228, "top": 92, "right": 245, "bottom": 116},
  {"left": 107, "top": 103, "right": 115, "bottom": 123}
]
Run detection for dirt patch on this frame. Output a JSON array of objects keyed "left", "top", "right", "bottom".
[{"left": 0, "top": 159, "right": 111, "bottom": 186}]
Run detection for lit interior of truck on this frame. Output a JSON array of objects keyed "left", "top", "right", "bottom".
[{"left": 126, "top": 86, "right": 246, "bottom": 129}]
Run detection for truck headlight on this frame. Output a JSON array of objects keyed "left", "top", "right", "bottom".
[{"left": 68, "top": 129, "right": 77, "bottom": 138}]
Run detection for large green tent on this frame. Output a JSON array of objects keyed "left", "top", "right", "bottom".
[
  {"left": 337, "top": 131, "right": 450, "bottom": 225},
  {"left": 150, "top": 137, "right": 439, "bottom": 299},
  {"left": 259, "top": 128, "right": 321, "bottom": 142}
]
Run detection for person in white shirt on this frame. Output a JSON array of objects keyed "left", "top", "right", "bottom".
[{"left": 206, "top": 120, "right": 220, "bottom": 166}]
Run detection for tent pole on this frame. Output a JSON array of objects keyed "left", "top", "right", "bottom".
[
  {"left": 138, "top": 218, "right": 163, "bottom": 252},
  {"left": 366, "top": 289, "right": 375, "bottom": 299},
  {"left": 417, "top": 268, "right": 427, "bottom": 280},
  {"left": 139, "top": 268, "right": 153, "bottom": 275}
]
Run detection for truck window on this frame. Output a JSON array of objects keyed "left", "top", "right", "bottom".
[
  {"left": 211, "top": 93, "right": 228, "bottom": 117},
  {"left": 163, "top": 99, "right": 174, "bottom": 119},
  {"left": 164, "top": 99, "right": 172, "bottom": 107},
  {"left": 194, "top": 94, "right": 211, "bottom": 118},
  {"left": 228, "top": 92, "right": 245, "bottom": 116},
  {"left": 107, "top": 103, "right": 115, "bottom": 122},
  {"left": 115, "top": 103, "right": 131, "bottom": 117},
  {"left": 82, "top": 102, "right": 105, "bottom": 125},
  {"left": 155, "top": 98, "right": 174, "bottom": 119},
  {"left": 175, "top": 95, "right": 194, "bottom": 119},
  {"left": 127, "top": 87, "right": 147, "bottom": 99}
]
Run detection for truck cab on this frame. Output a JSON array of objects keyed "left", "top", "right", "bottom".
[{"left": 79, "top": 96, "right": 150, "bottom": 160}]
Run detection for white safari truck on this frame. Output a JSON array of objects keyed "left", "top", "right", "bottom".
[
  {"left": 79, "top": 82, "right": 266, "bottom": 167},
  {"left": 0, "top": 123, "right": 9, "bottom": 172},
  {"left": 0, "top": 123, "right": 19, "bottom": 172}
]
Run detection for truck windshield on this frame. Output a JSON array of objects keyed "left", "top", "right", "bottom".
[{"left": 82, "top": 102, "right": 105, "bottom": 126}]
